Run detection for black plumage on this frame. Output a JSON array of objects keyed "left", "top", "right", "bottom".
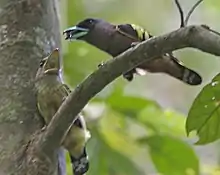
[{"left": 63, "top": 18, "right": 202, "bottom": 85}]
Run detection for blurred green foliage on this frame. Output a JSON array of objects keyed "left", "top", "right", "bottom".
[
  {"left": 138, "top": 135, "right": 199, "bottom": 175},
  {"left": 60, "top": 0, "right": 220, "bottom": 174}
]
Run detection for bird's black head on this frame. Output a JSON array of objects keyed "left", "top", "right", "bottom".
[
  {"left": 71, "top": 148, "right": 89, "bottom": 175},
  {"left": 63, "top": 18, "right": 99, "bottom": 40},
  {"left": 77, "top": 18, "right": 97, "bottom": 30}
]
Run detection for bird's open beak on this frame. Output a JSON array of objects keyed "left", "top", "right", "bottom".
[
  {"left": 50, "top": 48, "right": 59, "bottom": 57},
  {"left": 63, "top": 26, "right": 89, "bottom": 40},
  {"left": 44, "top": 48, "right": 60, "bottom": 74}
]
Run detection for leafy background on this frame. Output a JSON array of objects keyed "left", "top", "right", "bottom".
[{"left": 59, "top": 0, "right": 220, "bottom": 174}]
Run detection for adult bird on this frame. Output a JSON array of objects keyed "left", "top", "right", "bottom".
[
  {"left": 63, "top": 18, "right": 202, "bottom": 85},
  {"left": 35, "top": 49, "right": 91, "bottom": 175}
]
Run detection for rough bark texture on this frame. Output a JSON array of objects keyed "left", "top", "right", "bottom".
[{"left": 0, "top": 0, "right": 61, "bottom": 175}]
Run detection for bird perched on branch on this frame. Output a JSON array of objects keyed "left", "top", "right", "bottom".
[
  {"left": 35, "top": 48, "right": 91, "bottom": 175},
  {"left": 63, "top": 18, "right": 202, "bottom": 85}
]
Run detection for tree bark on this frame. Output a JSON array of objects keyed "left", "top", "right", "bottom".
[{"left": 0, "top": 0, "right": 61, "bottom": 174}]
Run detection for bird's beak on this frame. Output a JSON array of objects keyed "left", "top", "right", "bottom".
[
  {"left": 44, "top": 48, "right": 60, "bottom": 74},
  {"left": 50, "top": 48, "right": 59, "bottom": 58},
  {"left": 63, "top": 26, "right": 89, "bottom": 40}
]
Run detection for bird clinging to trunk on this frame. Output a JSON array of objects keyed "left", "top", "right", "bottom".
[
  {"left": 63, "top": 18, "right": 202, "bottom": 85},
  {"left": 35, "top": 49, "right": 91, "bottom": 175}
]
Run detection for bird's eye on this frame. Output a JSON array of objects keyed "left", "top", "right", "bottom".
[
  {"left": 39, "top": 59, "right": 46, "bottom": 67},
  {"left": 85, "top": 19, "right": 94, "bottom": 24},
  {"left": 78, "top": 18, "right": 96, "bottom": 29}
]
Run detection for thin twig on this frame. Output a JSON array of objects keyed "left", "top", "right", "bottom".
[
  {"left": 174, "top": 0, "right": 185, "bottom": 27},
  {"left": 201, "top": 24, "right": 220, "bottom": 37},
  {"left": 184, "top": 0, "right": 204, "bottom": 26}
]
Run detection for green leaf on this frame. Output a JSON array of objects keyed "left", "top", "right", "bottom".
[
  {"left": 98, "top": 109, "right": 140, "bottom": 156},
  {"left": 105, "top": 87, "right": 158, "bottom": 113},
  {"left": 186, "top": 73, "right": 220, "bottom": 144},
  {"left": 107, "top": 95, "right": 154, "bottom": 112},
  {"left": 138, "top": 106, "right": 186, "bottom": 136},
  {"left": 86, "top": 136, "right": 109, "bottom": 175},
  {"left": 87, "top": 129, "right": 144, "bottom": 175},
  {"left": 139, "top": 135, "right": 199, "bottom": 175}
]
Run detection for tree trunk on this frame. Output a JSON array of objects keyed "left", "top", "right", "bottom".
[{"left": 0, "top": 0, "right": 61, "bottom": 174}]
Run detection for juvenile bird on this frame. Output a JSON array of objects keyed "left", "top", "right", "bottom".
[
  {"left": 63, "top": 18, "right": 202, "bottom": 85},
  {"left": 35, "top": 48, "right": 91, "bottom": 175}
]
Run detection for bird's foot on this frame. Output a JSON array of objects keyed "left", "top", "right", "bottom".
[
  {"left": 98, "top": 61, "right": 105, "bottom": 68},
  {"left": 131, "top": 42, "right": 139, "bottom": 48},
  {"left": 123, "top": 72, "right": 134, "bottom": 81}
]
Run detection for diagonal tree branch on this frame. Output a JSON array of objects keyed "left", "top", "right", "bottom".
[{"left": 37, "top": 25, "right": 220, "bottom": 154}]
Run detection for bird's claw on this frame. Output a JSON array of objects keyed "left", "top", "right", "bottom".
[
  {"left": 123, "top": 72, "right": 134, "bottom": 81},
  {"left": 131, "top": 42, "right": 139, "bottom": 48},
  {"left": 98, "top": 62, "right": 105, "bottom": 68}
]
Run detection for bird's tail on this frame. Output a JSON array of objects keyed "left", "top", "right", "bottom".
[
  {"left": 58, "top": 148, "right": 66, "bottom": 175},
  {"left": 70, "top": 148, "right": 89, "bottom": 175},
  {"left": 174, "top": 62, "right": 202, "bottom": 85},
  {"left": 137, "top": 54, "right": 202, "bottom": 85}
]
